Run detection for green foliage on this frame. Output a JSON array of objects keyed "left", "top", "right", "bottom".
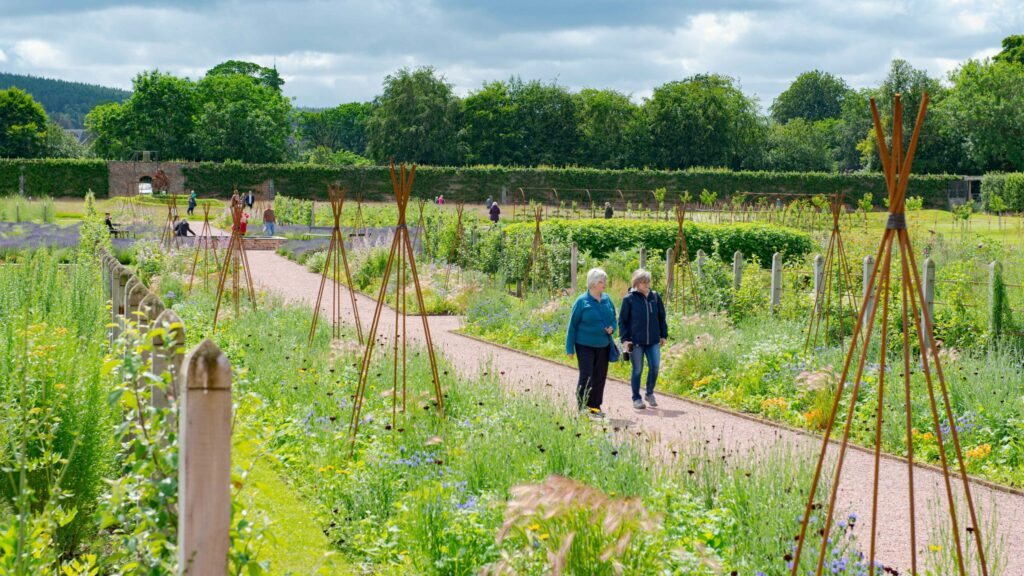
[
  {"left": 206, "top": 59, "right": 284, "bottom": 92},
  {"left": 366, "top": 66, "right": 461, "bottom": 165},
  {"left": 994, "top": 34, "right": 1024, "bottom": 66},
  {"left": 770, "top": 70, "right": 850, "bottom": 123},
  {"left": 503, "top": 218, "right": 813, "bottom": 265},
  {"left": 0, "top": 87, "right": 49, "bottom": 158},
  {"left": 945, "top": 59, "right": 1024, "bottom": 172},
  {"left": 633, "top": 74, "right": 765, "bottom": 170},
  {"left": 460, "top": 78, "right": 580, "bottom": 166},
  {"left": 194, "top": 73, "right": 292, "bottom": 163},
  {"left": 0, "top": 71, "right": 130, "bottom": 129},
  {"left": 574, "top": 88, "right": 639, "bottom": 169},
  {"left": 298, "top": 102, "right": 372, "bottom": 155},
  {"left": 764, "top": 118, "right": 835, "bottom": 172},
  {"left": 78, "top": 191, "right": 112, "bottom": 259},
  {"left": 304, "top": 145, "right": 372, "bottom": 166}
]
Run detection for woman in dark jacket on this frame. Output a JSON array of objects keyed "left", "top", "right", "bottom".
[
  {"left": 566, "top": 268, "right": 617, "bottom": 418},
  {"left": 489, "top": 201, "right": 501, "bottom": 223},
  {"left": 619, "top": 269, "right": 667, "bottom": 409}
]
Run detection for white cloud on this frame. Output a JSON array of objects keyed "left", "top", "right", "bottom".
[
  {"left": 0, "top": 48, "right": 7, "bottom": 62},
  {"left": 12, "top": 39, "right": 64, "bottom": 68}
]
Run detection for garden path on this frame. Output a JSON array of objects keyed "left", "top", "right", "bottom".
[{"left": 243, "top": 249, "right": 1024, "bottom": 574}]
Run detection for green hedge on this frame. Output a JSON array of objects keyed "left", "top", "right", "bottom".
[
  {"left": 503, "top": 218, "right": 814, "bottom": 266},
  {"left": 0, "top": 159, "right": 109, "bottom": 197},
  {"left": 981, "top": 173, "right": 1024, "bottom": 211},
  {"left": 181, "top": 162, "right": 958, "bottom": 208}
]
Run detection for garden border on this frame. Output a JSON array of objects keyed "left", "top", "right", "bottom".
[{"left": 453, "top": 329, "right": 1024, "bottom": 498}]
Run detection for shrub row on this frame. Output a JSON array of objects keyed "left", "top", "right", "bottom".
[
  {"left": 0, "top": 158, "right": 959, "bottom": 207},
  {"left": 503, "top": 218, "right": 814, "bottom": 266},
  {"left": 980, "top": 172, "right": 1024, "bottom": 211},
  {"left": 179, "top": 162, "right": 958, "bottom": 207},
  {"left": 0, "top": 159, "right": 109, "bottom": 197}
]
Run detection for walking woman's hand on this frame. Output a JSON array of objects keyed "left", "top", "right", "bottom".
[
  {"left": 604, "top": 326, "right": 614, "bottom": 335},
  {"left": 567, "top": 353, "right": 574, "bottom": 359}
]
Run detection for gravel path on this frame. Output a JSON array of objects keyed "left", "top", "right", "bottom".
[{"left": 243, "top": 249, "right": 1022, "bottom": 574}]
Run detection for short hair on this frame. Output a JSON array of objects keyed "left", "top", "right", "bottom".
[
  {"left": 631, "top": 269, "right": 652, "bottom": 288},
  {"left": 586, "top": 268, "right": 608, "bottom": 290},
  {"left": 491, "top": 201, "right": 499, "bottom": 206}
]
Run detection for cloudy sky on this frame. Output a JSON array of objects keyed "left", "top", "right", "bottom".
[{"left": 0, "top": 0, "right": 1019, "bottom": 109}]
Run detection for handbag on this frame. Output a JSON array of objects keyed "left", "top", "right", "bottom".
[{"left": 608, "top": 337, "right": 620, "bottom": 363}]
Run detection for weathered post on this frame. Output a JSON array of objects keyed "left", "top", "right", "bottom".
[
  {"left": 919, "top": 257, "right": 936, "bottom": 350},
  {"left": 178, "top": 340, "right": 232, "bottom": 576},
  {"left": 733, "top": 251, "right": 743, "bottom": 291},
  {"left": 812, "top": 254, "right": 825, "bottom": 313},
  {"left": 639, "top": 247, "right": 647, "bottom": 270},
  {"left": 665, "top": 248, "right": 674, "bottom": 298},
  {"left": 770, "top": 252, "right": 783, "bottom": 313},
  {"left": 696, "top": 249, "right": 707, "bottom": 280},
  {"left": 570, "top": 242, "right": 578, "bottom": 293},
  {"left": 988, "top": 260, "right": 1002, "bottom": 339},
  {"left": 112, "top": 267, "right": 132, "bottom": 342},
  {"left": 863, "top": 255, "right": 875, "bottom": 332},
  {"left": 151, "top": 310, "right": 185, "bottom": 409}
]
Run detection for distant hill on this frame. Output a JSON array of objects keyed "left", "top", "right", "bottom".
[{"left": 0, "top": 71, "right": 131, "bottom": 129}]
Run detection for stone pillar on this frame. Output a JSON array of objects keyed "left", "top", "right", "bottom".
[
  {"left": 733, "top": 251, "right": 743, "bottom": 291},
  {"left": 178, "top": 340, "right": 232, "bottom": 576},
  {"left": 770, "top": 252, "right": 783, "bottom": 313},
  {"left": 812, "top": 254, "right": 825, "bottom": 313},
  {"left": 863, "top": 255, "right": 875, "bottom": 332}
]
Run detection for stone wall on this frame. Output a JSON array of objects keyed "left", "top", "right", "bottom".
[{"left": 108, "top": 161, "right": 188, "bottom": 197}]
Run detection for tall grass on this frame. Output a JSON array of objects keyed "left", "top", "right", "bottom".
[{"left": 0, "top": 249, "right": 112, "bottom": 552}]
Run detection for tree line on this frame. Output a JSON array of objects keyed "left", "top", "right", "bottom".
[{"left": 1, "top": 36, "right": 1022, "bottom": 175}]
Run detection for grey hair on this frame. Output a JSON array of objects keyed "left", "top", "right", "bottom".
[
  {"left": 586, "top": 268, "right": 608, "bottom": 290},
  {"left": 631, "top": 268, "right": 652, "bottom": 288}
]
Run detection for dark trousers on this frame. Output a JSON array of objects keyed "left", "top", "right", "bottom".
[{"left": 575, "top": 343, "right": 609, "bottom": 410}]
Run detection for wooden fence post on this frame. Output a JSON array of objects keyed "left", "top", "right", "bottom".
[
  {"left": 733, "top": 251, "right": 743, "bottom": 291},
  {"left": 151, "top": 310, "right": 185, "bottom": 409},
  {"left": 988, "top": 260, "right": 1002, "bottom": 339},
  {"left": 570, "top": 242, "right": 578, "bottom": 293},
  {"left": 812, "top": 254, "right": 825, "bottom": 313},
  {"left": 665, "top": 248, "right": 674, "bottom": 298},
  {"left": 639, "top": 247, "right": 647, "bottom": 270},
  {"left": 863, "top": 255, "right": 875, "bottom": 333},
  {"left": 112, "top": 267, "right": 132, "bottom": 342},
  {"left": 770, "top": 252, "right": 783, "bottom": 313},
  {"left": 696, "top": 249, "right": 706, "bottom": 280},
  {"left": 178, "top": 340, "right": 232, "bottom": 576},
  {"left": 921, "top": 257, "right": 936, "bottom": 350}
]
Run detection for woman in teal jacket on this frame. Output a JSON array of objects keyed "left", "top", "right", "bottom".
[{"left": 566, "top": 268, "right": 617, "bottom": 418}]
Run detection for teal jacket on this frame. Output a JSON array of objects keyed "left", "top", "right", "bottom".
[{"left": 565, "top": 292, "right": 617, "bottom": 354}]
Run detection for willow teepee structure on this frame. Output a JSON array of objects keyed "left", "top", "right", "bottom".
[
  {"left": 803, "top": 192, "right": 861, "bottom": 353},
  {"left": 791, "top": 93, "right": 989, "bottom": 576},
  {"left": 159, "top": 194, "right": 181, "bottom": 249},
  {"left": 187, "top": 203, "right": 221, "bottom": 291},
  {"left": 348, "top": 162, "right": 444, "bottom": 455},
  {"left": 308, "top": 185, "right": 364, "bottom": 345},
  {"left": 670, "top": 204, "right": 700, "bottom": 314},
  {"left": 212, "top": 202, "right": 257, "bottom": 329}
]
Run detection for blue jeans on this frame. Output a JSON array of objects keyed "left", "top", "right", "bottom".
[
  {"left": 264, "top": 222, "right": 276, "bottom": 236},
  {"left": 629, "top": 343, "right": 660, "bottom": 401}
]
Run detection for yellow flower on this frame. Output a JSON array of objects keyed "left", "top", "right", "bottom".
[
  {"left": 965, "top": 444, "right": 991, "bottom": 460},
  {"left": 928, "top": 544, "right": 942, "bottom": 552},
  {"left": 538, "top": 534, "right": 550, "bottom": 541},
  {"left": 760, "top": 397, "right": 788, "bottom": 411},
  {"left": 693, "top": 375, "right": 713, "bottom": 389},
  {"left": 528, "top": 523, "right": 540, "bottom": 532}
]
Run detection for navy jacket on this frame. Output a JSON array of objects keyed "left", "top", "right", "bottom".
[{"left": 618, "top": 289, "right": 667, "bottom": 346}]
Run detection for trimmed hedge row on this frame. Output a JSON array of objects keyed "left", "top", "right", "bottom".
[
  {"left": 0, "top": 158, "right": 959, "bottom": 207},
  {"left": 503, "top": 218, "right": 814, "bottom": 266},
  {"left": 980, "top": 172, "right": 1024, "bottom": 211},
  {"left": 179, "top": 162, "right": 958, "bottom": 207},
  {"left": 0, "top": 159, "right": 109, "bottom": 197}
]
